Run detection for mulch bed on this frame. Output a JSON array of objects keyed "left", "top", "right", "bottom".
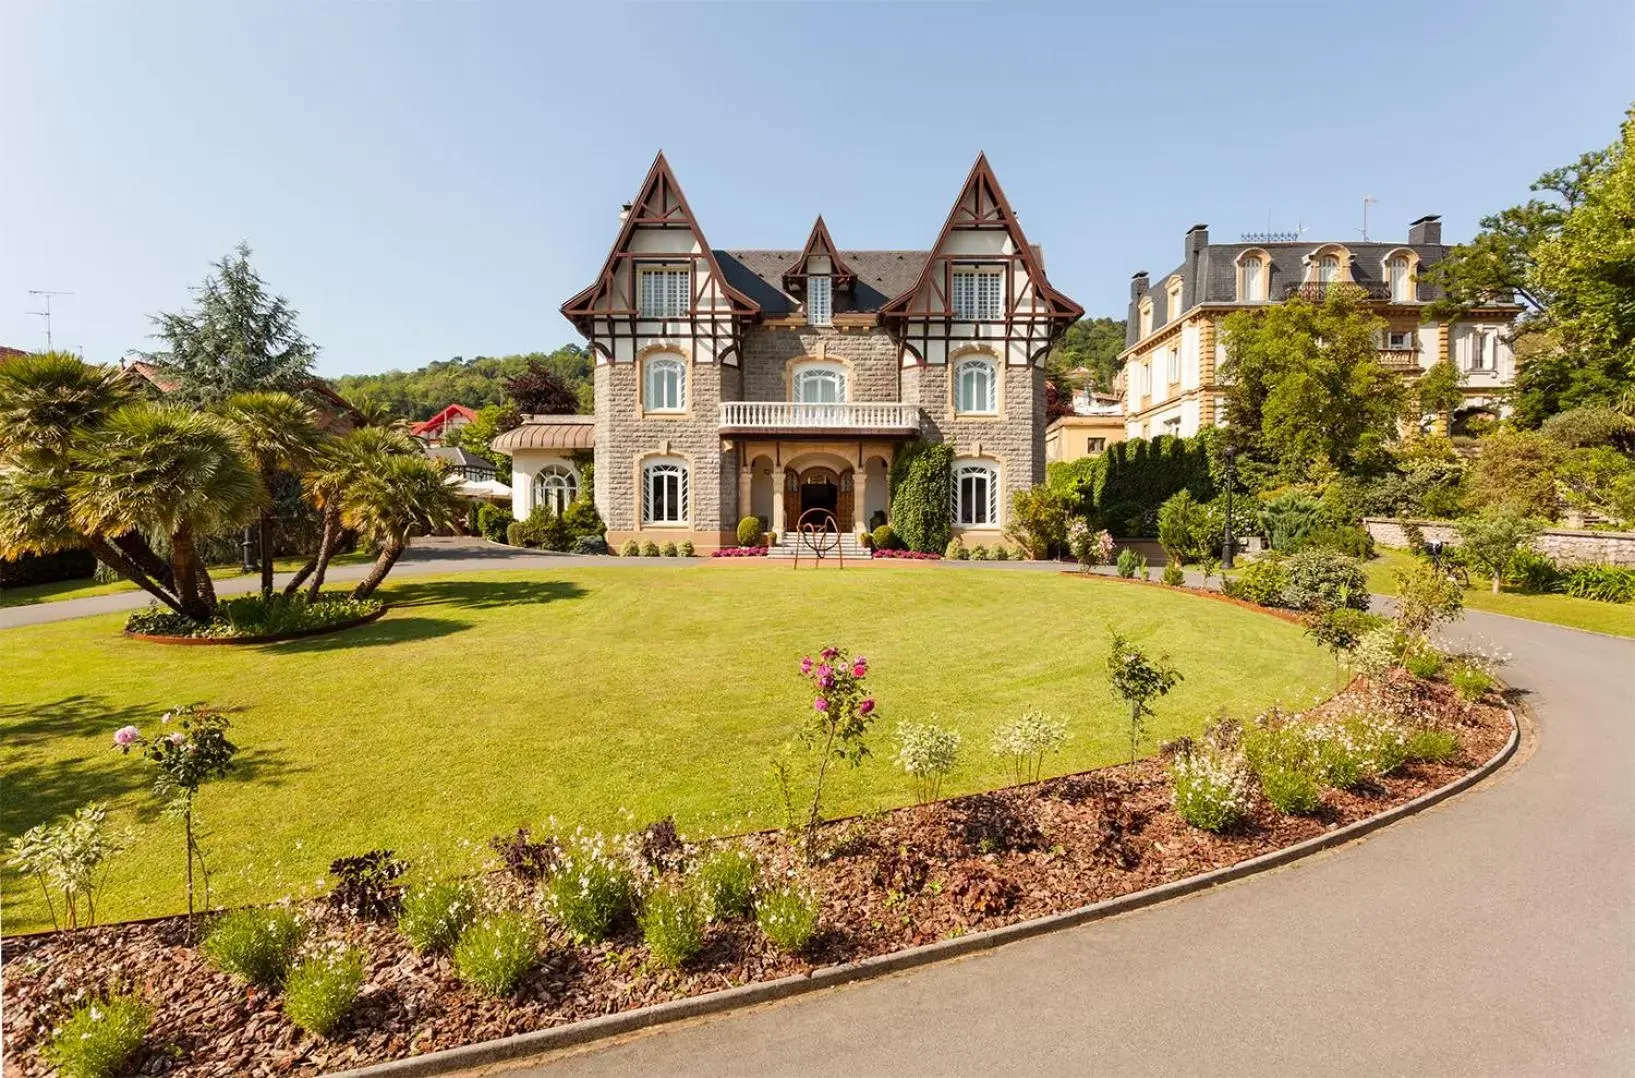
[{"left": 1, "top": 677, "right": 1511, "bottom": 1077}]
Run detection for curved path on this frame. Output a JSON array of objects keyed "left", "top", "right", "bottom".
[{"left": 487, "top": 612, "right": 1634, "bottom": 1076}]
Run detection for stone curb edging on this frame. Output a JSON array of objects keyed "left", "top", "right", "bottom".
[
  {"left": 333, "top": 709, "right": 1520, "bottom": 1078},
  {"left": 123, "top": 606, "right": 387, "bottom": 646}
]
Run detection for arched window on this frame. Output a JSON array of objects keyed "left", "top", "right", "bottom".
[
  {"left": 533, "top": 465, "right": 578, "bottom": 515},
  {"left": 1240, "top": 254, "right": 1266, "bottom": 301},
  {"left": 1317, "top": 254, "right": 1340, "bottom": 285},
  {"left": 954, "top": 356, "right": 998, "bottom": 414},
  {"left": 793, "top": 364, "right": 846, "bottom": 404},
  {"left": 644, "top": 356, "right": 685, "bottom": 412},
  {"left": 1388, "top": 255, "right": 1412, "bottom": 302},
  {"left": 952, "top": 461, "right": 1000, "bottom": 526},
  {"left": 642, "top": 457, "right": 689, "bottom": 524}
]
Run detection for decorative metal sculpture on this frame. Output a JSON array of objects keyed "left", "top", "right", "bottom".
[{"left": 793, "top": 507, "right": 843, "bottom": 570}]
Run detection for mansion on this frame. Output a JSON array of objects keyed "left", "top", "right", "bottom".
[
  {"left": 495, "top": 152, "right": 1081, "bottom": 552},
  {"left": 1119, "top": 217, "right": 1524, "bottom": 440}
]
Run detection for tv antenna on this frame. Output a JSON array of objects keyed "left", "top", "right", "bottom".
[
  {"left": 1357, "top": 196, "right": 1377, "bottom": 241},
  {"left": 26, "top": 290, "right": 73, "bottom": 351}
]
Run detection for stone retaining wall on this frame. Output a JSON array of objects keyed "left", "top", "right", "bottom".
[{"left": 1362, "top": 517, "right": 1635, "bottom": 568}]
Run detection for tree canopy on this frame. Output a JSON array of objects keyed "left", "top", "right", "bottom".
[
  {"left": 334, "top": 346, "right": 591, "bottom": 421},
  {"left": 1047, "top": 316, "right": 1126, "bottom": 395}
]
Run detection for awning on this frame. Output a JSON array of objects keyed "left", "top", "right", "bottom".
[{"left": 489, "top": 415, "right": 596, "bottom": 455}]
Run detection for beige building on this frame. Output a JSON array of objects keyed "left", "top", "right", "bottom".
[
  {"left": 1120, "top": 219, "right": 1523, "bottom": 440},
  {"left": 1044, "top": 394, "right": 1125, "bottom": 463},
  {"left": 540, "top": 152, "right": 1081, "bottom": 552}
]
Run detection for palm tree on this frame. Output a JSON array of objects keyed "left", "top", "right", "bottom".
[
  {"left": 219, "top": 391, "right": 323, "bottom": 597},
  {"left": 286, "top": 425, "right": 420, "bottom": 598},
  {"left": 338, "top": 454, "right": 462, "bottom": 600},
  {"left": 68, "top": 404, "right": 263, "bottom": 621},
  {"left": 0, "top": 352, "right": 131, "bottom": 467}
]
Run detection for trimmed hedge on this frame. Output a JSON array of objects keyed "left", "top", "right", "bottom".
[
  {"left": 1050, "top": 432, "right": 1218, "bottom": 536},
  {"left": 888, "top": 441, "right": 955, "bottom": 553},
  {"left": 1, "top": 548, "right": 97, "bottom": 589}
]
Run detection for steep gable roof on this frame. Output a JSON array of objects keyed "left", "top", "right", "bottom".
[
  {"left": 782, "top": 216, "right": 857, "bottom": 293},
  {"left": 561, "top": 152, "right": 759, "bottom": 325}
]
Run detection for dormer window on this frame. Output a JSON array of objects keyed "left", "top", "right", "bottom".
[
  {"left": 1239, "top": 253, "right": 1267, "bottom": 301},
  {"left": 1138, "top": 297, "right": 1153, "bottom": 338},
  {"left": 1316, "top": 255, "right": 1340, "bottom": 285},
  {"left": 1166, "top": 280, "right": 1184, "bottom": 324},
  {"left": 952, "top": 266, "right": 1004, "bottom": 320},
  {"left": 638, "top": 266, "right": 691, "bottom": 318},
  {"left": 807, "top": 275, "right": 832, "bottom": 326},
  {"left": 1383, "top": 251, "right": 1418, "bottom": 303}
]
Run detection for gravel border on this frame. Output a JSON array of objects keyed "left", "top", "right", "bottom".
[{"left": 332, "top": 706, "right": 1521, "bottom": 1078}]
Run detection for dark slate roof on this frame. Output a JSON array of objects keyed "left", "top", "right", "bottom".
[
  {"left": 425, "top": 445, "right": 494, "bottom": 470},
  {"left": 1126, "top": 238, "right": 1455, "bottom": 348},
  {"left": 717, "top": 246, "right": 1047, "bottom": 316}
]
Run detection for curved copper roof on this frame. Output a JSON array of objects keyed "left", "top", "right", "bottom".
[{"left": 489, "top": 415, "right": 595, "bottom": 455}]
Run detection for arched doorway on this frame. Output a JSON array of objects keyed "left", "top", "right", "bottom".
[{"left": 784, "top": 465, "right": 853, "bottom": 531}]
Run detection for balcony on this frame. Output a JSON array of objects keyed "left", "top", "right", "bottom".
[
  {"left": 1281, "top": 281, "right": 1394, "bottom": 302},
  {"left": 718, "top": 401, "right": 921, "bottom": 436},
  {"left": 1376, "top": 348, "right": 1421, "bottom": 370}
]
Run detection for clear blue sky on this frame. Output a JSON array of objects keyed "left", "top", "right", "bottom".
[{"left": 2, "top": 1, "right": 1631, "bottom": 377}]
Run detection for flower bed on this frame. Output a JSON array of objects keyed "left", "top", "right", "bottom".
[
  {"left": 872, "top": 549, "right": 942, "bottom": 560},
  {"left": 0, "top": 675, "right": 1511, "bottom": 1077},
  {"left": 710, "top": 546, "right": 769, "bottom": 558},
  {"left": 124, "top": 595, "right": 385, "bottom": 643}
]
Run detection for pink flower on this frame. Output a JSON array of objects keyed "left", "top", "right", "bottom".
[
  {"left": 168, "top": 732, "right": 186, "bottom": 746},
  {"left": 851, "top": 658, "right": 868, "bottom": 678},
  {"left": 113, "top": 725, "right": 140, "bottom": 747},
  {"left": 821, "top": 647, "right": 838, "bottom": 661},
  {"left": 813, "top": 697, "right": 830, "bottom": 712},
  {"left": 818, "top": 674, "right": 834, "bottom": 690},
  {"left": 858, "top": 698, "right": 875, "bottom": 716},
  {"left": 799, "top": 657, "right": 813, "bottom": 675},
  {"left": 817, "top": 664, "right": 832, "bottom": 680}
]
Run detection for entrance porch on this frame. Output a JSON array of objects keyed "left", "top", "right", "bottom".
[{"left": 733, "top": 439, "right": 904, "bottom": 536}]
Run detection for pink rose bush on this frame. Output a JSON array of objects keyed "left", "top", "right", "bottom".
[
  {"left": 791, "top": 644, "right": 881, "bottom": 857},
  {"left": 711, "top": 546, "right": 769, "bottom": 557},
  {"left": 872, "top": 549, "right": 941, "bottom": 560}
]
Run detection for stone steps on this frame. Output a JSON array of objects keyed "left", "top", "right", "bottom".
[{"left": 764, "top": 535, "right": 871, "bottom": 561}]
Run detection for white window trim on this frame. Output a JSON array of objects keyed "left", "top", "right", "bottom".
[
  {"left": 1165, "top": 346, "right": 1179, "bottom": 386},
  {"left": 952, "top": 461, "right": 1001, "bottom": 527},
  {"left": 644, "top": 355, "right": 687, "bottom": 413},
  {"left": 637, "top": 266, "right": 691, "bottom": 318},
  {"left": 953, "top": 356, "right": 999, "bottom": 415},
  {"left": 1387, "top": 256, "right": 1412, "bottom": 303},
  {"left": 533, "top": 465, "right": 579, "bottom": 515},
  {"left": 1239, "top": 254, "right": 1266, "bottom": 302},
  {"left": 952, "top": 265, "right": 1005, "bottom": 321},
  {"left": 641, "top": 457, "right": 690, "bottom": 526},
  {"left": 792, "top": 362, "right": 848, "bottom": 404},
  {"left": 807, "top": 275, "right": 833, "bottom": 326}
]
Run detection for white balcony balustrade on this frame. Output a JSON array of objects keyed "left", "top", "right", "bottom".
[{"left": 718, "top": 401, "right": 920, "bottom": 432}]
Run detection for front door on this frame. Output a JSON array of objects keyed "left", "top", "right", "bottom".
[{"left": 787, "top": 466, "right": 841, "bottom": 531}]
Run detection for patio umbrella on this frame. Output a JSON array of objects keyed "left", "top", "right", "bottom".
[{"left": 450, "top": 477, "right": 513, "bottom": 501}]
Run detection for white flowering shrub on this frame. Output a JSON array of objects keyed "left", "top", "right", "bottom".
[
  {"left": 200, "top": 906, "right": 306, "bottom": 988},
  {"left": 397, "top": 879, "right": 477, "bottom": 953},
  {"left": 756, "top": 883, "right": 820, "bottom": 954},
  {"left": 544, "top": 829, "right": 638, "bottom": 943},
  {"left": 893, "top": 720, "right": 963, "bottom": 802},
  {"left": 694, "top": 848, "right": 758, "bottom": 921},
  {"left": 1351, "top": 625, "right": 1402, "bottom": 681},
  {"left": 639, "top": 885, "right": 705, "bottom": 968},
  {"left": 990, "top": 711, "right": 1069, "bottom": 784},
  {"left": 1170, "top": 747, "right": 1255, "bottom": 832},
  {"left": 283, "top": 943, "right": 366, "bottom": 1038},
  {"left": 1310, "top": 715, "right": 1409, "bottom": 788},
  {"left": 453, "top": 911, "right": 540, "bottom": 997},
  {"left": 44, "top": 991, "right": 151, "bottom": 1078}
]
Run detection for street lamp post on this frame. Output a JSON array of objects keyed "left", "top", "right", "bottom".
[
  {"left": 240, "top": 526, "right": 258, "bottom": 575},
  {"left": 1221, "top": 446, "right": 1237, "bottom": 570}
]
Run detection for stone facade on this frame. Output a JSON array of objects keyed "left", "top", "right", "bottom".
[
  {"left": 740, "top": 326, "right": 900, "bottom": 403},
  {"left": 1362, "top": 517, "right": 1635, "bottom": 568},
  {"left": 913, "top": 361, "right": 1045, "bottom": 519}
]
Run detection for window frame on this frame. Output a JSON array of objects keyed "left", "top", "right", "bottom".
[
  {"left": 1167, "top": 281, "right": 1184, "bottom": 324},
  {"left": 637, "top": 265, "right": 692, "bottom": 319},
  {"left": 807, "top": 275, "right": 833, "bottom": 326},
  {"left": 792, "top": 362, "right": 847, "bottom": 404},
  {"left": 533, "top": 464, "right": 579, "bottom": 516},
  {"left": 1387, "top": 256, "right": 1412, "bottom": 303},
  {"left": 953, "top": 355, "right": 999, "bottom": 415},
  {"left": 641, "top": 457, "right": 690, "bottom": 526},
  {"left": 1240, "top": 254, "right": 1267, "bottom": 302},
  {"left": 951, "top": 461, "right": 1001, "bottom": 527},
  {"left": 1165, "top": 346, "right": 1179, "bottom": 386},
  {"left": 951, "top": 264, "right": 1006, "bottom": 321},
  {"left": 643, "top": 354, "right": 687, "bottom": 413}
]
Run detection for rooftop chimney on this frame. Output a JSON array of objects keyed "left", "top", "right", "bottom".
[
  {"left": 1130, "top": 271, "right": 1149, "bottom": 300},
  {"left": 1185, "top": 223, "right": 1210, "bottom": 259},
  {"left": 618, "top": 202, "right": 633, "bottom": 223},
  {"left": 1407, "top": 214, "right": 1441, "bottom": 246}
]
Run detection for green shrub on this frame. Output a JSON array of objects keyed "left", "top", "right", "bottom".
[
  {"left": 1448, "top": 661, "right": 1494, "bottom": 701},
  {"left": 944, "top": 536, "right": 964, "bottom": 559},
  {"left": 694, "top": 848, "right": 757, "bottom": 920},
  {"left": 1162, "top": 561, "right": 1184, "bottom": 586},
  {"left": 1259, "top": 765, "right": 1323, "bottom": 815},
  {"left": 641, "top": 541, "right": 660, "bottom": 558},
  {"left": 1243, "top": 724, "right": 1324, "bottom": 814},
  {"left": 1157, "top": 489, "right": 1215, "bottom": 565},
  {"left": 201, "top": 907, "right": 306, "bottom": 988},
  {"left": 1302, "top": 523, "right": 1374, "bottom": 558},
  {"left": 398, "top": 879, "right": 478, "bottom": 953},
  {"left": 661, "top": 541, "right": 678, "bottom": 558},
  {"left": 1312, "top": 717, "right": 1408, "bottom": 788},
  {"left": 620, "top": 538, "right": 640, "bottom": 557},
  {"left": 1403, "top": 646, "right": 1444, "bottom": 680},
  {"left": 1170, "top": 746, "right": 1254, "bottom": 832},
  {"left": 756, "top": 884, "right": 820, "bottom": 954},
  {"left": 955, "top": 545, "right": 970, "bottom": 559},
  {"left": 1282, "top": 549, "right": 1369, "bottom": 611},
  {"left": 679, "top": 540, "right": 695, "bottom": 557},
  {"left": 506, "top": 521, "right": 525, "bottom": 547},
  {"left": 1116, "top": 546, "right": 1140, "bottom": 578},
  {"left": 1003, "top": 484, "right": 1070, "bottom": 559},
  {"left": 737, "top": 516, "right": 764, "bottom": 546},
  {"left": 1405, "top": 727, "right": 1459, "bottom": 762},
  {"left": 283, "top": 945, "right": 366, "bottom": 1038},
  {"left": 871, "top": 524, "right": 897, "bottom": 551},
  {"left": 971, "top": 545, "right": 989, "bottom": 561},
  {"left": 1352, "top": 624, "right": 1403, "bottom": 680},
  {"left": 993, "top": 545, "right": 1010, "bottom": 561},
  {"left": 1504, "top": 548, "right": 1562, "bottom": 593},
  {"left": 544, "top": 832, "right": 637, "bottom": 943},
  {"left": 453, "top": 912, "right": 540, "bottom": 996},
  {"left": 1222, "top": 553, "right": 1288, "bottom": 606},
  {"left": 572, "top": 535, "right": 608, "bottom": 555},
  {"left": 888, "top": 441, "right": 955, "bottom": 553},
  {"left": 1260, "top": 491, "right": 1325, "bottom": 552},
  {"left": 1558, "top": 564, "right": 1635, "bottom": 603},
  {"left": 639, "top": 885, "right": 706, "bottom": 969},
  {"left": 476, "top": 503, "right": 514, "bottom": 543},
  {"left": 127, "top": 594, "right": 383, "bottom": 640},
  {"left": 44, "top": 992, "right": 151, "bottom": 1078},
  {"left": 560, "top": 498, "right": 606, "bottom": 543}
]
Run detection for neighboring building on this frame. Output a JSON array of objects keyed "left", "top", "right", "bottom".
[
  {"left": 425, "top": 445, "right": 497, "bottom": 482},
  {"left": 120, "top": 359, "right": 366, "bottom": 432},
  {"left": 551, "top": 152, "right": 1081, "bottom": 551},
  {"left": 410, "top": 404, "right": 478, "bottom": 445},
  {"left": 1119, "top": 218, "right": 1524, "bottom": 440},
  {"left": 1045, "top": 393, "right": 1125, "bottom": 463},
  {"left": 489, "top": 414, "right": 596, "bottom": 519}
]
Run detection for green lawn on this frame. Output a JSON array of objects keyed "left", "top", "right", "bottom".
[
  {"left": 1, "top": 563, "right": 1331, "bottom": 932},
  {"left": 0, "top": 552, "right": 373, "bottom": 608},
  {"left": 1365, "top": 547, "right": 1635, "bottom": 638}
]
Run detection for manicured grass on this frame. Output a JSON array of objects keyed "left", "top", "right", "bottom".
[
  {"left": 1365, "top": 547, "right": 1635, "bottom": 639},
  {"left": 0, "top": 553, "right": 373, "bottom": 608},
  {"left": 1, "top": 564, "right": 1332, "bottom": 932}
]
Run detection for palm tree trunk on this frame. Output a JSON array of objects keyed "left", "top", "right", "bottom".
[
  {"left": 169, "top": 526, "right": 211, "bottom": 622},
  {"left": 86, "top": 537, "right": 189, "bottom": 617},
  {"left": 112, "top": 532, "right": 174, "bottom": 590},
  {"left": 294, "top": 506, "right": 341, "bottom": 598},
  {"left": 259, "top": 511, "right": 275, "bottom": 598},
  {"left": 350, "top": 539, "right": 403, "bottom": 600}
]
